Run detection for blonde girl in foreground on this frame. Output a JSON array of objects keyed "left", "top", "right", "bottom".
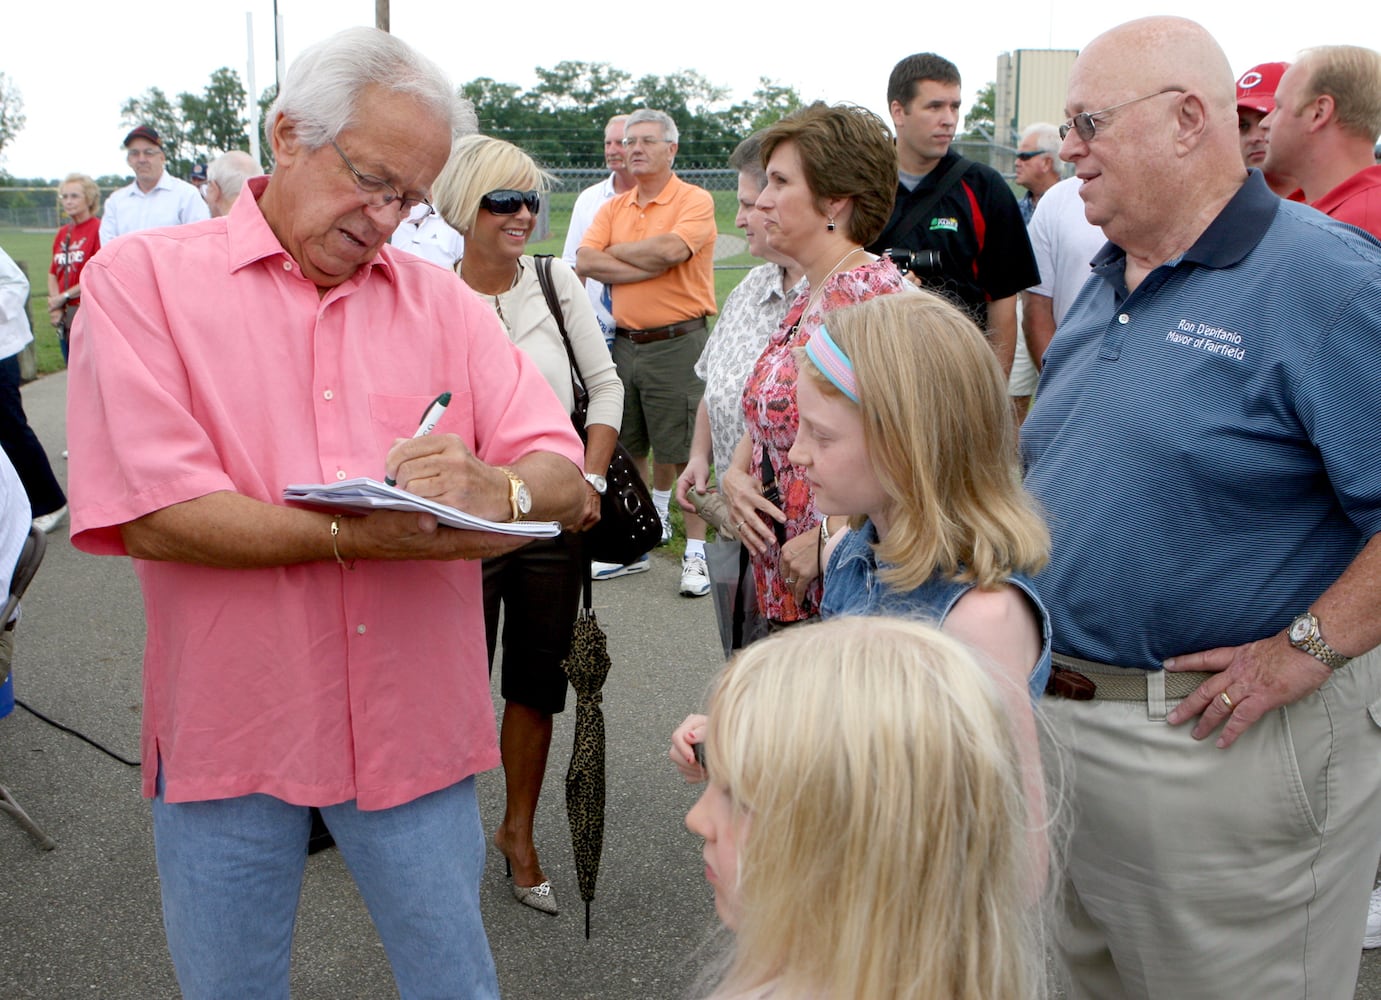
[{"left": 685, "top": 616, "right": 1046, "bottom": 1000}]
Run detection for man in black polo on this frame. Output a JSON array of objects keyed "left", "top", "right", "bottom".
[{"left": 868, "top": 53, "right": 1039, "bottom": 377}]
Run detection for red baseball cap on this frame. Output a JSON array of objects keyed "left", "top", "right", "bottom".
[
  {"left": 1236, "top": 63, "right": 1289, "bottom": 115},
  {"left": 123, "top": 125, "right": 162, "bottom": 148}
]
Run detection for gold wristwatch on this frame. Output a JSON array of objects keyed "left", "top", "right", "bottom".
[
  {"left": 1287, "top": 612, "right": 1350, "bottom": 670},
  {"left": 499, "top": 467, "right": 532, "bottom": 522}
]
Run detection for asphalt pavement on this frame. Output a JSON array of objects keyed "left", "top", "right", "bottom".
[{"left": 2, "top": 371, "right": 1379, "bottom": 999}]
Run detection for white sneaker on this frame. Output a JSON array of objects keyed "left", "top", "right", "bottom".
[
  {"left": 1364, "top": 886, "right": 1381, "bottom": 949},
  {"left": 660, "top": 514, "right": 673, "bottom": 545},
  {"left": 591, "top": 555, "right": 650, "bottom": 581},
  {"left": 33, "top": 505, "right": 68, "bottom": 534},
  {"left": 679, "top": 553, "right": 710, "bottom": 597}
]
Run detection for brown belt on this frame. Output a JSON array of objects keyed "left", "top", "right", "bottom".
[
  {"left": 614, "top": 317, "right": 707, "bottom": 344},
  {"left": 1048, "top": 653, "right": 1214, "bottom": 703}
]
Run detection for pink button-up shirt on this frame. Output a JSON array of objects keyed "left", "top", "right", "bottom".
[{"left": 67, "top": 177, "right": 584, "bottom": 810}]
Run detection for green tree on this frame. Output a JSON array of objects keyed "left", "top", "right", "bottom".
[
  {"left": 728, "top": 78, "right": 807, "bottom": 135},
  {"left": 256, "top": 84, "right": 277, "bottom": 170},
  {"left": 0, "top": 73, "right": 25, "bottom": 169},
  {"left": 962, "top": 81, "right": 996, "bottom": 138},
  {"left": 182, "top": 68, "right": 249, "bottom": 157},
  {"left": 457, "top": 62, "right": 804, "bottom": 170}
]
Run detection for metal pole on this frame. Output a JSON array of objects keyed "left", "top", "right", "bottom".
[
  {"left": 246, "top": 12, "right": 261, "bottom": 166},
  {"left": 375, "top": 0, "right": 389, "bottom": 32}
]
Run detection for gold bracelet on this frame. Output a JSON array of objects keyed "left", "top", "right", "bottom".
[{"left": 330, "top": 516, "right": 355, "bottom": 570}]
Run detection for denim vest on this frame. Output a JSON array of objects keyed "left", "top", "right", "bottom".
[{"left": 821, "top": 520, "right": 1052, "bottom": 703}]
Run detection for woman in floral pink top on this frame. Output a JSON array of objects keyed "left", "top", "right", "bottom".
[{"left": 721, "top": 103, "right": 909, "bottom": 627}]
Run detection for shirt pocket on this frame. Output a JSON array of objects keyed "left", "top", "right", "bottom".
[{"left": 367, "top": 391, "right": 476, "bottom": 459}]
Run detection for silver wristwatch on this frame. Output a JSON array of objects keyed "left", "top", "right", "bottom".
[
  {"left": 1287, "top": 612, "right": 1350, "bottom": 670},
  {"left": 583, "top": 473, "right": 607, "bottom": 495}
]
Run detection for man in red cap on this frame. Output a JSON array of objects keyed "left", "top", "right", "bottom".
[
  {"left": 99, "top": 125, "right": 209, "bottom": 244},
  {"left": 1236, "top": 62, "right": 1298, "bottom": 196}
]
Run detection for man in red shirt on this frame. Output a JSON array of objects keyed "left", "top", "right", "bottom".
[{"left": 1263, "top": 45, "right": 1381, "bottom": 237}]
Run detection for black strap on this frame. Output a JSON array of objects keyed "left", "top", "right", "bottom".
[
  {"left": 873, "top": 155, "right": 972, "bottom": 253},
  {"left": 532, "top": 255, "right": 589, "bottom": 413}
]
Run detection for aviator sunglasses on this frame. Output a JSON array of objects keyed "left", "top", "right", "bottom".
[{"left": 480, "top": 189, "right": 541, "bottom": 215}]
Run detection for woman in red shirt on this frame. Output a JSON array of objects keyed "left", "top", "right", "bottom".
[{"left": 47, "top": 173, "right": 102, "bottom": 362}]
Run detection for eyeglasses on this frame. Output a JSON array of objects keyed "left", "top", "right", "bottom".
[
  {"left": 479, "top": 189, "right": 541, "bottom": 215},
  {"left": 621, "top": 136, "right": 670, "bottom": 149},
  {"left": 127, "top": 147, "right": 163, "bottom": 160},
  {"left": 1059, "top": 88, "right": 1187, "bottom": 142},
  {"left": 330, "top": 139, "right": 431, "bottom": 216},
  {"left": 1014, "top": 150, "right": 1048, "bottom": 161}
]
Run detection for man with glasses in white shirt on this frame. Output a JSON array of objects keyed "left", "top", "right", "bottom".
[{"left": 99, "top": 125, "right": 209, "bottom": 243}]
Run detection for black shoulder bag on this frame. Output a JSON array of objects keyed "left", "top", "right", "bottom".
[{"left": 533, "top": 256, "right": 661, "bottom": 566}]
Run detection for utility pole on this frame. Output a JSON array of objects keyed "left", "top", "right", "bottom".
[{"left": 375, "top": 0, "right": 389, "bottom": 31}]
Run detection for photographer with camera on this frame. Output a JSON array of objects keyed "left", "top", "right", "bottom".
[{"left": 868, "top": 53, "right": 1039, "bottom": 380}]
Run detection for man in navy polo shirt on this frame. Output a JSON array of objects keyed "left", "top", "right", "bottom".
[{"left": 1023, "top": 16, "right": 1381, "bottom": 999}]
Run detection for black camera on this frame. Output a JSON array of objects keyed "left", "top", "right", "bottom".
[{"left": 884, "top": 247, "right": 942, "bottom": 276}]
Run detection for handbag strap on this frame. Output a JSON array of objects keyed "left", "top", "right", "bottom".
[
  {"left": 533, "top": 254, "right": 589, "bottom": 411},
  {"left": 873, "top": 155, "right": 971, "bottom": 253}
]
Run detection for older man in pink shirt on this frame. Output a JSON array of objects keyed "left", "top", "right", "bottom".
[{"left": 65, "top": 28, "right": 584, "bottom": 1000}]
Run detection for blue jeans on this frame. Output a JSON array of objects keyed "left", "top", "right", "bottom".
[{"left": 152, "top": 773, "right": 499, "bottom": 1000}]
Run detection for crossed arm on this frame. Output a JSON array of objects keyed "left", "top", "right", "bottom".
[{"left": 576, "top": 234, "right": 691, "bottom": 285}]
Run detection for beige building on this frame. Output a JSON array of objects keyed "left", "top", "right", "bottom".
[{"left": 995, "top": 49, "right": 1079, "bottom": 144}]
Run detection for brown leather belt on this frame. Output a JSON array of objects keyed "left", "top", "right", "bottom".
[
  {"left": 614, "top": 317, "right": 707, "bottom": 344},
  {"left": 1047, "top": 653, "right": 1214, "bottom": 702}
]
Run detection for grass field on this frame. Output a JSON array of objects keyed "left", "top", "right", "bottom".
[{"left": 0, "top": 186, "right": 758, "bottom": 379}]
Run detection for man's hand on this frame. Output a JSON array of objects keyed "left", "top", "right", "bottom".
[
  {"left": 339, "top": 510, "right": 532, "bottom": 562},
  {"left": 386, "top": 433, "right": 510, "bottom": 524},
  {"left": 1164, "top": 633, "right": 1333, "bottom": 748}
]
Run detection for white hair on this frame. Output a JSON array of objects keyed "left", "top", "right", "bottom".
[
  {"left": 1019, "top": 122, "right": 1068, "bottom": 175},
  {"left": 626, "top": 108, "right": 679, "bottom": 144},
  {"left": 207, "top": 150, "right": 263, "bottom": 201},
  {"left": 266, "top": 27, "right": 458, "bottom": 150}
]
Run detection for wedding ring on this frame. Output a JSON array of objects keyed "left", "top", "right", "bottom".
[
  {"left": 736, "top": 520, "right": 747, "bottom": 532},
  {"left": 1218, "top": 691, "right": 1234, "bottom": 711}
]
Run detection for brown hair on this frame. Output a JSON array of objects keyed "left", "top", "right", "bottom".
[{"left": 759, "top": 102, "right": 897, "bottom": 246}]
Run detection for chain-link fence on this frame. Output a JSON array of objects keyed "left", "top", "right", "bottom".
[{"left": 0, "top": 134, "right": 1024, "bottom": 230}]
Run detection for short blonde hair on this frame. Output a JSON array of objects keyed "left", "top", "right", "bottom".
[
  {"left": 431, "top": 134, "right": 552, "bottom": 235},
  {"left": 1296, "top": 46, "right": 1381, "bottom": 141},
  {"left": 702, "top": 616, "right": 1044, "bottom": 1000},
  {"left": 796, "top": 292, "right": 1049, "bottom": 589},
  {"left": 57, "top": 173, "right": 101, "bottom": 217}
]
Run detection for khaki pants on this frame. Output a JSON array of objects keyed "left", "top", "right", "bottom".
[{"left": 1045, "top": 649, "right": 1381, "bottom": 1000}]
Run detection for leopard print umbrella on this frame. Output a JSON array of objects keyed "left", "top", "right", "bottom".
[{"left": 562, "top": 571, "right": 611, "bottom": 939}]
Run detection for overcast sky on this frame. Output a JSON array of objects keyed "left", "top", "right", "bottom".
[{"left": 2, "top": 1, "right": 1369, "bottom": 181}]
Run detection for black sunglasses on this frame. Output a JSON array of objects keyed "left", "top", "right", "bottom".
[
  {"left": 1015, "top": 150, "right": 1047, "bottom": 161},
  {"left": 480, "top": 189, "right": 541, "bottom": 215}
]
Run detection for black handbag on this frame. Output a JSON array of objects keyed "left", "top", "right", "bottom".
[{"left": 533, "top": 256, "right": 661, "bottom": 566}]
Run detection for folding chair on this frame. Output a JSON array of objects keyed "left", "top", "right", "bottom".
[{"left": 0, "top": 523, "right": 55, "bottom": 850}]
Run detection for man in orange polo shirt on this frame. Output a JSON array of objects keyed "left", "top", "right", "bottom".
[{"left": 578, "top": 108, "right": 717, "bottom": 595}]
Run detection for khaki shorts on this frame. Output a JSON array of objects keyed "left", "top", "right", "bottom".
[{"left": 612, "top": 324, "right": 709, "bottom": 465}]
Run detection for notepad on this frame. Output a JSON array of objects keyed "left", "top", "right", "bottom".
[{"left": 283, "top": 478, "right": 562, "bottom": 538}]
